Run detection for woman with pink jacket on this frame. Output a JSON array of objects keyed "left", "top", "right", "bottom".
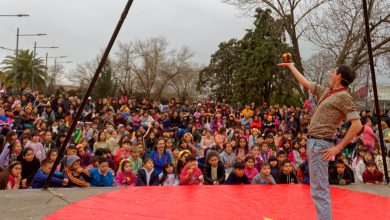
[{"left": 361, "top": 119, "right": 377, "bottom": 151}]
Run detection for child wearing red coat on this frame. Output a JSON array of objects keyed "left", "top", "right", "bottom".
[
  {"left": 362, "top": 160, "right": 383, "bottom": 184},
  {"left": 180, "top": 155, "right": 203, "bottom": 185}
]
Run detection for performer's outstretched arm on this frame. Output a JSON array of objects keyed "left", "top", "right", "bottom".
[{"left": 277, "top": 63, "right": 311, "bottom": 90}]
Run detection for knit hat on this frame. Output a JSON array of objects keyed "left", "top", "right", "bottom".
[{"left": 67, "top": 155, "right": 80, "bottom": 169}]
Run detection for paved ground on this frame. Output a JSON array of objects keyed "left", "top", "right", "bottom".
[{"left": 0, "top": 184, "right": 389, "bottom": 220}]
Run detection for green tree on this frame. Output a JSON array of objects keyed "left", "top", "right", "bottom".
[
  {"left": 1, "top": 49, "right": 46, "bottom": 91},
  {"left": 233, "top": 8, "right": 295, "bottom": 104},
  {"left": 197, "top": 39, "right": 242, "bottom": 101},
  {"left": 93, "top": 60, "right": 116, "bottom": 99}
]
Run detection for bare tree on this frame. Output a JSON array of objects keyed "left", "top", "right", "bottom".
[
  {"left": 67, "top": 56, "right": 100, "bottom": 84},
  {"left": 129, "top": 37, "right": 169, "bottom": 99},
  {"left": 156, "top": 45, "right": 194, "bottom": 98},
  {"left": 47, "top": 63, "right": 65, "bottom": 93},
  {"left": 303, "top": 51, "right": 336, "bottom": 85},
  {"left": 114, "top": 42, "right": 138, "bottom": 95},
  {"left": 305, "top": 0, "right": 390, "bottom": 69},
  {"left": 169, "top": 64, "right": 200, "bottom": 101}
]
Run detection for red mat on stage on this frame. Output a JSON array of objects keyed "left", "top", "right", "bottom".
[{"left": 45, "top": 185, "right": 390, "bottom": 220}]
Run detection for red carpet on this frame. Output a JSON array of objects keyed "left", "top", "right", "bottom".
[{"left": 45, "top": 185, "right": 390, "bottom": 220}]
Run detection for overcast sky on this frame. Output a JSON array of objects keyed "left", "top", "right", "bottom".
[{"left": 1, "top": 0, "right": 315, "bottom": 85}]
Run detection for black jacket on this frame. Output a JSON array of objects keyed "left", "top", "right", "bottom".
[
  {"left": 277, "top": 172, "right": 298, "bottom": 184},
  {"left": 225, "top": 172, "right": 250, "bottom": 185},
  {"left": 136, "top": 168, "right": 159, "bottom": 186},
  {"left": 203, "top": 161, "right": 226, "bottom": 185},
  {"left": 329, "top": 166, "right": 354, "bottom": 185}
]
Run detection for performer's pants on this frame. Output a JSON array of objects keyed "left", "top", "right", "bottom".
[{"left": 307, "top": 139, "right": 333, "bottom": 220}]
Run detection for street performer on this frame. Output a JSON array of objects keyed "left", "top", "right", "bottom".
[{"left": 278, "top": 62, "right": 362, "bottom": 220}]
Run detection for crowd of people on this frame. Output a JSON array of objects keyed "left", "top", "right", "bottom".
[{"left": 0, "top": 90, "right": 389, "bottom": 189}]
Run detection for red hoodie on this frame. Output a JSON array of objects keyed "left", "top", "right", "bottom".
[{"left": 362, "top": 169, "right": 383, "bottom": 183}]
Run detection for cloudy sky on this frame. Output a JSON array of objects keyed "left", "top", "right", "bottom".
[{"left": 1, "top": 0, "right": 315, "bottom": 84}]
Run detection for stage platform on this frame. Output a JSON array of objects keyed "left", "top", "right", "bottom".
[
  {"left": 1, "top": 184, "right": 389, "bottom": 220},
  {"left": 44, "top": 185, "right": 390, "bottom": 220}
]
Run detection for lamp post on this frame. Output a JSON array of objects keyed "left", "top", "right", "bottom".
[
  {"left": 14, "top": 28, "right": 46, "bottom": 94},
  {"left": 45, "top": 56, "right": 69, "bottom": 92},
  {"left": 53, "top": 59, "right": 72, "bottom": 91},
  {"left": 0, "top": 14, "right": 29, "bottom": 17},
  {"left": 32, "top": 42, "right": 59, "bottom": 92}
]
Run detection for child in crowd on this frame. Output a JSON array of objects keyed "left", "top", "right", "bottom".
[
  {"left": 114, "top": 140, "right": 132, "bottom": 165},
  {"left": 63, "top": 155, "right": 91, "bottom": 187},
  {"left": 115, "top": 159, "right": 137, "bottom": 187},
  {"left": 276, "top": 151, "right": 287, "bottom": 169},
  {"left": 159, "top": 163, "right": 179, "bottom": 186},
  {"left": 171, "top": 147, "right": 180, "bottom": 171},
  {"left": 9, "top": 142, "right": 23, "bottom": 165},
  {"left": 60, "top": 145, "right": 78, "bottom": 172},
  {"left": 136, "top": 157, "right": 159, "bottom": 186},
  {"left": 77, "top": 144, "right": 91, "bottom": 168},
  {"left": 220, "top": 143, "right": 235, "bottom": 175},
  {"left": 362, "top": 160, "right": 383, "bottom": 184},
  {"left": 225, "top": 162, "right": 250, "bottom": 185},
  {"left": 250, "top": 144, "right": 262, "bottom": 171},
  {"left": 25, "top": 131, "right": 45, "bottom": 161},
  {"left": 355, "top": 150, "right": 374, "bottom": 183},
  {"left": 200, "top": 130, "right": 214, "bottom": 150},
  {"left": 269, "top": 156, "right": 280, "bottom": 180},
  {"left": 46, "top": 149, "right": 60, "bottom": 172},
  {"left": 287, "top": 142, "right": 303, "bottom": 169},
  {"left": 17, "top": 147, "right": 41, "bottom": 188},
  {"left": 180, "top": 155, "right": 203, "bottom": 185},
  {"left": 329, "top": 160, "right": 353, "bottom": 185},
  {"left": 129, "top": 146, "right": 143, "bottom": 175},
  {"left": 252, "top": 163, "right": 276, "bottom": 185},
  {"left": 177, "top": 150, "right": 190, "bottom": 175},
  {"left": 260, "top": 143, "right": 273, "bottom": 164},
  {"left": 0, "top": 161, "right": 22, "bottom": 190},
  {"left": 277, "top": 160, "right": 298, "bottom": 184},
  {"left": 203, "top": 151, "right": 225, "bottom": 185},
  {"left": 89, "top": 157, "right": 114, "bottom": 187},
  {"left": 244, "top": 156, "right": 258, "bottom": 183},
  {"left": 46, "top": 149, "right": 58, "bottom": 163},
  {"left": 87, "top": 156, "right": 100, "bottom": 170},
  {"left": 32, "top": 159, "right": 68, "bottom": 188},
  {"left": 235, "top": 137, "right": 249, "bottom": 163}
]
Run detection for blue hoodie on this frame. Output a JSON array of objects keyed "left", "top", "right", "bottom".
[
  {"left": 89, "top": 168, "right": 114, "bottom": 187},
  {"left": 32, "top": 169, "right": 66, "bottom": 189}
]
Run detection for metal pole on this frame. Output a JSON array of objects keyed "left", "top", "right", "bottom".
[
  {"left": 44, "top": 0, "right": 135, "bottom": 189},
  {"left": 54, "top": 58, "right": 57, "bottom": 91},
  {"left": 14, "top": 28, "right": 19, "bottom": 94},
  {"left": 362, "top": 0, "right": 389, "bottom": 183},
  {"left": 33, "top": 42, "right": 36, "bottom": 92},
  {"left": 45, "top": 52, "right": 48, "bottom": 70},
  {"left": 365, "top": 66, "right": 369, "bottom": 110}
]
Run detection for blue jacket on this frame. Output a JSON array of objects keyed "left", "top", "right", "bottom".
[
  {"left": 149, "top": 150, "right": 171, "bottom": 174},
  {"left": 89, "top": 168, "right": 114, "bottom": 187},
  {"left": 32, "top": 169, "right": 66, "bottom": 189}
]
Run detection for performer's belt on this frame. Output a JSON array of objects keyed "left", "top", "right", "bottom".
[{"left": 308, "top": 135, "right": 334, "bottom": 143}]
